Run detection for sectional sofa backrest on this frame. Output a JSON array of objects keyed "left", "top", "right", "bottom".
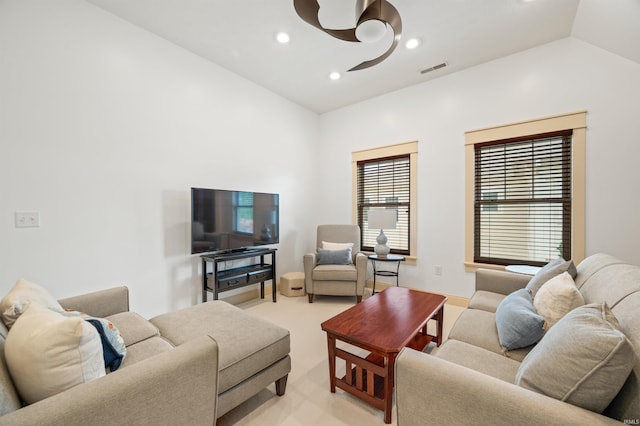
[{"left": 575, "top": 253, "right": 640, "bottom": 419}]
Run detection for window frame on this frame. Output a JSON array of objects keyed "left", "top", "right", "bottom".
[
  {"left": 464, "top": 111, "right": 586, "bottom": 271},
  {"left": 352, "top": 141, "right": 418, "bottom": 262}
]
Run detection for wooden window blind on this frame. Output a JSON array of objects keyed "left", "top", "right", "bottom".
[
  {"left": 357, "top": 155, "right": 410, "bottom": 255},
  {"left": 474, "top": 130, "right": 572, "bottom": 266}
]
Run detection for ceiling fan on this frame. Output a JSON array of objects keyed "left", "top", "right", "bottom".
[{"left": 293, "top": 0, "right": 402, "bottom": 71}]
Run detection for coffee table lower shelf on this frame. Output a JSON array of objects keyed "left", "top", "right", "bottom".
[{"left": 333, "top": 331, "right": 436, "bottom": 418}]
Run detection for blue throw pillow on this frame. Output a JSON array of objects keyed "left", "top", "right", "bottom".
[
  {"left": 495, "top": 288, "right": 545, "bottom": 352},
  {"left": 317, "top": 248, "right": 352, "bottom": 265}
]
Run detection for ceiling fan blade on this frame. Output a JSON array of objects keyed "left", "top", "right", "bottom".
[
  {"left": 293, "top": 0, "right": 358, "bottom": 42},
  {"left": 293, "top": 0, "right": 402, "bottom": 71},
  {"left": 349, "top": 0, "right": 402, "bottom": 71}
]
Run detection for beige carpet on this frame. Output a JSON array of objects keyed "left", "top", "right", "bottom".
[{"left": 217, "top": 290, "right": 464, "bottom": 425}]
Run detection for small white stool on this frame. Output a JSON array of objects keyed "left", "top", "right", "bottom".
[{"left": 280, "top": 272, "right": 305, "bottom": 297}]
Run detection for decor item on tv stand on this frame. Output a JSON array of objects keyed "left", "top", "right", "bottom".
[{"left": 368, "top": 208, "right": 397, "bottom": 257}]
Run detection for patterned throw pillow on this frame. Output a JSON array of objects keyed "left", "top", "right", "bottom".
[{"left": 61, "top": 310, "right": 127, "bottom": 371}]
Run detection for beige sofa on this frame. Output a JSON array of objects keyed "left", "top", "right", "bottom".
[
  {"left": 396, "top": 253, "right": 640, "bottom": 425},
  {"left": 0, "top": 285, "right": 290, "bottom": 425}
]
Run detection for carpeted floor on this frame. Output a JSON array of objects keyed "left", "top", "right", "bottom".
[{"left": 217, "top": 290, "right": 464, "bottom": 425}]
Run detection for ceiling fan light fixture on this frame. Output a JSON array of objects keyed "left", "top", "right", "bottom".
[
  {"left": 405, "top": 37, "right": 421, "bottom": 49},
  {"left": 355, "top": 19, "right": 387, "bottom": 43},
  {"left": 276, "top": 32, "right": 290, "bottom": 44}
]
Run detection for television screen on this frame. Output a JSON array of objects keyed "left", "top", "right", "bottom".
[{"left": 191, "top": 187, "right": 279, "bottom": 254}]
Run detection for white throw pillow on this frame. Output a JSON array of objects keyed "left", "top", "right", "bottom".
[
  {"left": 0, "top": 278, "right": 63, "bottom": 328},
  {"left": 322, "top": 241, "right": 354, "bottom": 251},
  {"left": 5, "top": 303, "right": 105, "bottom": 404},
  {"left": 533, "top": 272, "right": 584, "bottom": 329}
]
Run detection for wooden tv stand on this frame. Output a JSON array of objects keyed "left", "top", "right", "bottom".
[{"left": 201, "top": 248, "right": 277, "bottom": 303}]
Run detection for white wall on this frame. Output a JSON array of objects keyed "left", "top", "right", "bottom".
[
  {"left": 320, "top": 37, "right": 640, "bottom": 298},
  {"left": 2, "top": 2, "right": 639, "bottom": 311},
  {"left": 0, "top": 0, "right": 320, "bottom": 317}
]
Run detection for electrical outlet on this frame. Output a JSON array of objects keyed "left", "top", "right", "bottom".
[
  {"left": 15, "top": 211, "right": 40, "bottom": 228},
  {"left": 434, "top": 265, "right": 443, "bottom": 276}
]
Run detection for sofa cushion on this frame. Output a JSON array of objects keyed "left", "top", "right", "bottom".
[
  {"left": 467, "top": 290, "right": 506, "bottom": 313},
  {"left": 106, "top": 311, "right": 159, "bottom": 346},
  {"left": 515, "top": 302, "right": 635, "bottom": 413},
  {"left": 607, "top": 292, "right": 640, "bottom": 419},
  {"left": 4, "top": 303, "right": 105, "bottom": 404},
  {"left": 118, "top": 336, "right": 175, "bottom": 369},
  {"left": 533, "top": 272, "right": 584, "bottom": 329},
  {"left": 150, "top": 301, "right": 290, "bottom": 394},
  {"left": 495, "top": 289, "right": 545, "bottom": 351},
  {"left": 434, "top": 339, "right": 521, "bottom": 383},
  {"left": 312, "top": 264, "right": 357, "bottom": 281},
  {"left": 0, "top": 278, "right": 63, "bottom": 328},
  {"left": 317, "top": 248, "right": 352, "bottom": 265},
  {"left": 573, "top": 253, "right": 626, "bottom": 290},
  {"left": 447, "top": 308, "right": 531, "bottom": 362},
  {"left": 579, "top": 263, "right": 640, "bottom": 308},
  {"left": 526, "top": 258, "right": 577, "bottom": 298}
]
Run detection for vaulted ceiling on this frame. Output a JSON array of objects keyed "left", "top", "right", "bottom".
[{"left": 87, "top": 0, "right": 640, "bottom": 113}]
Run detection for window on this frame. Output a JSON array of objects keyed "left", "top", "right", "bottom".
[
  {"left": 352, "top": 142, "right": 418, "bottom": 259},
  {"left": 234, "top": 191, "right": 254, "bottom": 234},
  {"left": 465, "top": 111, "right": 586, "bottom": 270},
  {"left": 357, "top": 156, "right": 410, "bottom": 254},
  {"left": 474, "top": 131, "right": 572, "bottom": 265}
]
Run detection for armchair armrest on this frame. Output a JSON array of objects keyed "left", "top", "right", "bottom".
[
  {"left": 395, "top": 348, "right": 617, "bottom": 425},
  {"left": 355, "top": 252, "right": 367, "bottom": 295},
  {"left": 475, "top": 269, "right": 531, "bottom": 296},
  {"left": 1, "top": 335, "right": 219, "bottom": 426},
  {"left": 303, "top": 253, "right": 316, "bottom": 293},
  {"left": 58, "top": 286, "right": 130, "bottom": 317}
]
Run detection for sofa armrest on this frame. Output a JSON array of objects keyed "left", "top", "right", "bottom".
[
  {"left": 395, "top": 348, "right": 618, "bottom": 425},
  {"left": 475, "top": 269, "right": 531, "bottom": 295},
  {"left": 58, "top": 286, "right": 130, "bottom": 317},
  {"left": 0, "top": 335, "right": 219, "bottom": 426}
]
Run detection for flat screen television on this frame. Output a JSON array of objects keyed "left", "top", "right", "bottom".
[{"left": 191, "top": 187, "right": 279, "bottom": 255}]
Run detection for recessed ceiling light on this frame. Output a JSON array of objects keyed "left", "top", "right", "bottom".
[
  {"left": 276, "top": 32, "right": 290, "bottom": 44},
  {"left": 405, "top": 38, "right": 421, "bottom": 49},
  {"left": 329, "top": 72, "right": 341, "bottom": 81}
]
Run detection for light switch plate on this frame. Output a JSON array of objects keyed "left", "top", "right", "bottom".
[{"left": 15, "top": 211, "right": 40, "bottom": 228}]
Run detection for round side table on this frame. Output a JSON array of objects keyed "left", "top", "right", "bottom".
[
  {"left": 368, "top": 254, "right": 406, "bottom": 294},
  {"left": 505, "top": 265, "right": 541, "bottom": 276}
]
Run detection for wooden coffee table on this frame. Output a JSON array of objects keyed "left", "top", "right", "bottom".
[{"left": 321, "top": 287, "right": 447, "bottom": 423}]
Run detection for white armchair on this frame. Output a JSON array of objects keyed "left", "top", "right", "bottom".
[{"left": 303, "top": 224, "right": 367, "bottom": 303}]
